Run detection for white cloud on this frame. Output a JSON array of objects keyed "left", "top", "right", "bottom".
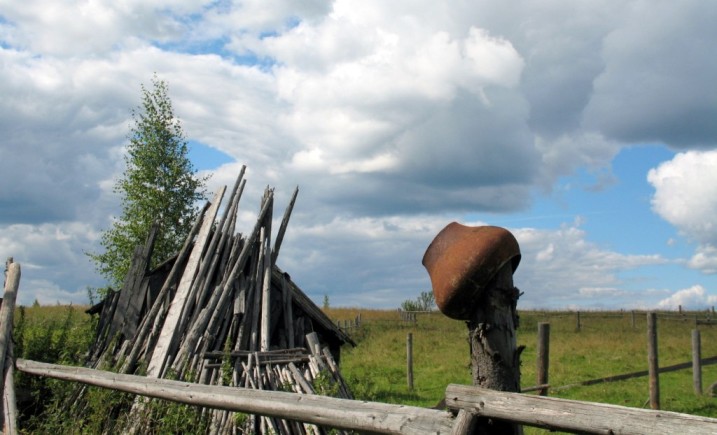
[
  {"left": 513, "top": 223, "right": 666, "bottom": 308},
  {"left": 648, "top": 150, "right": 717, "bottom": 274},
  {"left": 1, "top": 0, "right": 715, "bottom": 307},
  {"left": 687, "top": 246, "right": 717, "bottom": 275},
  {"left": 657, "top": 285, "right": 717, "bottom": 310}
]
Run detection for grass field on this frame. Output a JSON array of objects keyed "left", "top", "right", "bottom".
[
  {"left": 11, "top": 304, "right": 717, "bottom": 433},
  {"left": 326, "top": 308, "right": 717, "bottom": 433}
]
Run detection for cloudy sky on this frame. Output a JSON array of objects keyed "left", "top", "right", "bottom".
[{"left": 1, "top": 0, "right": 716, "bottom": 310}]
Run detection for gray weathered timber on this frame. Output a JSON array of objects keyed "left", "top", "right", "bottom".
[
  {"left": 0, "top": 260, "right": 20, "bottom": 421},
  {"left": 450, "top": 410, "right": 478, "bottom": 435},
  {"left": 1, "top": 261, "right": 20, "bottom": 433},
  {"left": 121, "top": 202, "right": 210, "bottom": 373},
  {"left": 647, "top": 312, "right": 660, "bottom": 410},
  {"left": 271, "top": 185, "right": 298, "bottom": 265},
  {"left": 692, "top": 329, "right": 702, "bottom": 395},
  {"left": 118, "top": 221, "right": 159, "bottom": 340},
  {"left": 260, "top": 198, "right": 273, "bottom": 352},
  {"left": 3, "top": 341, "right": 17, "bottom": 434},
  {"left": 445, "top": 384, "right": 717, "bottom": 435},
  {"left": 16, "top": 359, "right": 454, "bottom": 434},
  {"left": 551, "top": 355, "right": 717, "bottom": 392},
  {"left": 465, "top": 263, "right": 522, "bottom": 434},
  {"left": 147, "top": 186, "right": 225, "bottom": 378}
]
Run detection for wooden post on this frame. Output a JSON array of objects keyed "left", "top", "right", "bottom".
[
  {"left": 465, "top": 263, "right": 521, "bottom": 434},
  {"left": 647, "top": 312, "right": 660, "bottom": 410},
  {"left": 537, "top": 323, "right": 550, "bottom": 396},
  {"left": 3, "top": 342, "right": 17, "bottom": 434},
  {"left": 0, "top": 260, "right": 20, "bottom": 431},
  {"left": 692, "top": 329, "right": 702, "bottom": 395},
  {"left": 407, "top": 333, "right": 414, "bottom": 391},
  {"left": 575, "top": 311, "right": 581, "bottom": 332},
  {"left": 422, "top": 223, "right": 522, "bottom": 435},
  {"left": 632, "top": 310, "right": 636, "bottom": 329}
]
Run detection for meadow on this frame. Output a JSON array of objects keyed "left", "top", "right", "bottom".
[
  {"left": 326, "top": 308, "right": 717, "bottom": 433},
  {"left": 11, "top": 304, "right": 717, "bottom": 433}
]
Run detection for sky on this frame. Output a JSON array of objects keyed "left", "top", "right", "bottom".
[{"left": 1, "top": 0, "right": 716, "bottom": 310}]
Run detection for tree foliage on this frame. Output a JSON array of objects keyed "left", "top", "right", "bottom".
[
  {"left": 400, "top": 290, "right": 435, "bottom": 312},
  {"left": 90, "top": 76, "right": 207, "bottom": 286}
]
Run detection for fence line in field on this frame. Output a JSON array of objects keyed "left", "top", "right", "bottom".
[{"left": 531, "top": 313, "right": 716, "bottom": 406}]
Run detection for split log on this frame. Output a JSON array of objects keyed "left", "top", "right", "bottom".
[{"left": 147, "top": 186, "right": 225, "bottom": 378}]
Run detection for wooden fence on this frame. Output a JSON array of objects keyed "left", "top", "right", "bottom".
[
  {"left": 4, "top": 262, "right": 717, "bottom": 434},
  {"left": 531, "top": 309, "right": 716, "bottom": 332},
  {"left": 10, "top": 359, "right": 717, "bottom": 434}
]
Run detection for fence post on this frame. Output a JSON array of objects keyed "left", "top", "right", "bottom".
[
  {"left": 407, "top": 332, "right": 414, "bottom": 391},
  {"left": 647, "top": 312, "right": 660, "bottom": 410},
  {"left": 537, "top": 323, "right": 550, "bottom": 396},
  {"left": 692, "top": 329, "right": 702, "bottom": 395},
  {"left": 631, "top": 310, "right": 636, "bottom": 329},
  {"left": 1, "top": 259, "right": 21, "bottom": 431},
  {"left": 575, "top": 311, "right": 581, "bottom": 332},
  {"left": 423, "top": 223, "right": 522, "bottom": 435}
]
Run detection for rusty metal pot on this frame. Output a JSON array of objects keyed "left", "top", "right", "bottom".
[{"left": 422, "top": 222, "right": 521, "bottom": 320}]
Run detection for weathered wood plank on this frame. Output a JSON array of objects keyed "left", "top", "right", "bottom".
[
  {"left": 120, "top": 222, "right": 160, "bottom": 340},
  {"left": 272, "top": 185, "right": 298, "bottom": 265},
  {"left": 15, "top": 359, "right": 455, "bottom": 434},
  {"left": 0, "top": 260, "right": 20, "bottom": 431},
  {"left": 260, "top": 192, "right": 273, "bottom": 352},
  {"left": 0, "top": 262, "right": 20, "bottom": 389},
  {"left": 445, "top": 384, "right": 717, "bottom": 435},
  {"left": 3, "top": 342, "right": 17, "bottom": 434},
  {"left": 121, "top": 202, "right": 210, "bottom": 374},
  {"left": 147, "top": 186, "right": 225, "bottom": 378},
  {"left": 450, "top": 410, "right": 478, "bottom": 435}
]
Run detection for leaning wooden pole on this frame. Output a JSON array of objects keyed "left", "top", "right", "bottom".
[{"left": 423, "top": 223, "right": 522, "bottom": 435}]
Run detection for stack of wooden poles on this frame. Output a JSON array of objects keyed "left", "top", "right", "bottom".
[{"left": 80, "top": 166, "right": 354, "bottom": 434}]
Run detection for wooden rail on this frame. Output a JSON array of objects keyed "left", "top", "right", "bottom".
[
  {"left": 446, "top": 384, "right": 717, "bottom": 435},
  {"left": 15, "top": 359, "right": 454, "bottom": 434},
  {"left": 16, "top": 359, "right": 717, "bottom": 434}
]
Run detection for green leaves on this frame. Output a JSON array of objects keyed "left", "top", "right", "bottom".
[{"left": 90, "top": 75, "right": 208, "bottom": 286}]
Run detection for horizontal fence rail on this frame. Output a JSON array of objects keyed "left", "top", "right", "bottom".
[
  {"left": 552, "top": 355, "right": 717, "bottom": 392},
  {"left": 15, "top": 359, "right": 454, "bottom": 434},
  {"left": 446, "top": 384, "right": 717, "bottom": 435},
  {"left": 17, "top": 358, "right": 717, "bottom": 434}
]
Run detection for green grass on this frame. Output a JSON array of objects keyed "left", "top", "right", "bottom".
[
  {"left": 12, "top": 305, "right": 717, "bottom": 433},
  {"left": 328, "top": 308, "right": 717, "bottom": 433}
]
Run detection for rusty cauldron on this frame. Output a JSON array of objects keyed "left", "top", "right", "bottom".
[{"left": 422, "top": 222, "right": 521, "bottom": 320}]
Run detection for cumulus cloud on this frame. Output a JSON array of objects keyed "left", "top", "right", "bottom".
[
  {"left": 1, "top": 0, "right": 716, "bottom": 306},
  {"left": 582, "top": 2, "right": 717, "bottom": 147},
  {"left": 512, "top": 223, "right": 666, "bottom": 308},
  {"left": 648, "top": 150, "right": 717, "bottom": 274},
  {"left": 657, "top": 285, "right": 717, "bottom": 310}
]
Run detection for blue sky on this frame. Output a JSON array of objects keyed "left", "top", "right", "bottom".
[{"left": 1, "top": 1, "right": 716, "bottom": 310}]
